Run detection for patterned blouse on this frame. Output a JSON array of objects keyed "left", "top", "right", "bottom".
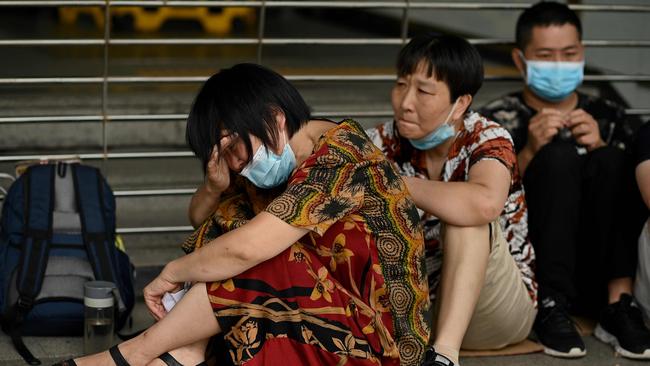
[
  {"left": 184, "top": 119, "right": 430, "bottom": 366},
  {"left": 366, "top": 112, "right": 537, "bottom": 306}
]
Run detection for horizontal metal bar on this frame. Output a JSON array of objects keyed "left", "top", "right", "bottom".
[
  {"left": 0, "top": 111, "right": 395, "bottom": 124},
  {"left": 3, "top": 38, "right": 650, "bottom": 47},
  {"left": 0, "top": 151, "right": 193, "bottom": 162},
  {"left": 111, "top": 38, "right": 403, "bottom": 46},
  {"left": 0, "top": 77, "right": 104, "bottom": 84},
  {"left": 114, "top": 188, "right": 195, "bottom": 196},
  {"left": 0, "top": 114, "right": 187, "bottom": 123},
  {"left": 2, "top": 74, "right": 650, "bottom": 85},
  {"left": 116, "top": 225, "right": 193, "bottom": 234},
  {"left": 1, "top": 1, "right": 649, "bottom": 12},
  {"left": 0, "top": 115, "right": 105, "bottom": 123},
  {"left": 0, "top": 39, "right": 105, "bottom": 46},
  {"left": 2, "top": 107, "right": 649, "bottom": 126}
]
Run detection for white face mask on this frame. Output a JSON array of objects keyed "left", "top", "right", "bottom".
[
  {"left": 408, "top": 99, "right": 459, "bottom": 150},
  {"left": 240, "top": 133, "right": 297, "bottom": 189}
]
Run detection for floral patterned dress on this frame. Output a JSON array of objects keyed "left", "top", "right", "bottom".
[{"left": 183, "top": 120, "right": 430, "bottom": 365}]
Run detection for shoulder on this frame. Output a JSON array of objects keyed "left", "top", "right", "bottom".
[
  {"left": 315, "top": 119, "right": 384, "bottom": 165},
  {"left": 460, "top": 112, "right": 515, "bottom": 146},
  {"left": 479, "top": 92, "right": 526, "bottom": 121},
  {"left": 365, "top": 120, "right": 401, "bottom": 155},
  {"left": 365, "top": 120, "right": 395, "bottom": 146},
  {"left": 578, "top": 92, "right": 625, "bottom": 117}
]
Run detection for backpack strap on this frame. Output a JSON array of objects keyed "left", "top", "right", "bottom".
[
  {"left": 72, "top": 164, "right": 128, "bottom": 317},
  {"left": 72, "top": 164, "right": 117, "bottom": 283},
  {"left": 7, "top": 164, "right": 56, "bottom": 365}
]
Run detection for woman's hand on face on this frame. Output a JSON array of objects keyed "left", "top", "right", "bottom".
[
  {"left": 143, "top": 269, "right": 180, "bottom": 321},
  {"left": 205, "top": 145, "right": 231, "bottom": 194}
]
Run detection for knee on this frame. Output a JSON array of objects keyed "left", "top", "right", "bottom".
[{"left": 530, "top": 141, "right": 581, "bottom": 174}]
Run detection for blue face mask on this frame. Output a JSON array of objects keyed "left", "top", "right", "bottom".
[
  {"left": 521, "top": 52, "right": 584, "bottom": 102},
  {"left": 240, "top": 135, "right": 297, "bottom": 189},
  {"left": 408, "top": 99, "right": 459, "bottom": 150}
]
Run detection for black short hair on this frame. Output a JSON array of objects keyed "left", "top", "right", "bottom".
[
  {"left": 186, "top": 63, "right": 311, "bottom": 172},
  {"left": 397, "top": 34, "right": 483, "bottom": 102},
  {"left": 516, "top": 1, "right": 582, "bottom": 50}
]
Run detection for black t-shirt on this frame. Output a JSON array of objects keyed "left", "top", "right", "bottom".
[
  {"left": 634, "top": 122, "right": 650, "bottom": 166},
  {"left": 479, "top": 91, "right": 640, "bottom": 153}
]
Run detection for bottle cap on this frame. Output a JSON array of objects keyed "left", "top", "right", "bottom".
[{"left": 84, "top": 281, "right": 115, "bottom": 308}]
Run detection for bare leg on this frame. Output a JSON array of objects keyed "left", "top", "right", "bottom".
[
  {"left": 74, "top": 282, "right": 220, "bottom": 366},
  {"left": 146, "top": 338, "right": 211, "bottom": 366},
  {"left": 434, "top": 224, "right": 490, "bottom": 364},
  {"left": 608, "top": 277, "right": 634, "bottom": 304}
]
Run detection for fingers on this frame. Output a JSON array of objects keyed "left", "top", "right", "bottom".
[
  {"left": 207, "top": 145, "right": 219, "bottom": 167},
  {"left": 143, "top": 274, "right": 181, "bottom": 321},
  {"left": 568, "top": 109, "right": 597, "bottom": 136},
  {"left": 145, "top": 294, "right": 165, "bottom": 321}
]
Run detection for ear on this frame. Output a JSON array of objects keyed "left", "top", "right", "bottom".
[
  {"left": 452, "top": 94, "right": 473, "bottom": 121},
  {"left": 511, "top": 48, "right": 526, "bottom": 76}
]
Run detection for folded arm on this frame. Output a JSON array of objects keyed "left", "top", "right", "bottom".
[
  {"left": 404, "top": 159, "right": 511, "bottom": 226},
  {"left": 167, "top": 212, "right": 308, "bottom": 283}
]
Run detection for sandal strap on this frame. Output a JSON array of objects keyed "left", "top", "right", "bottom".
[
  {"left": 158, "top": 352, "right": 184, "bottom": 366},
  {"left": 108, "top": 345, "right": 131, "bottom": 366},
  {"left": 159, "top": 352, "right": 207, "bottom": 366}
]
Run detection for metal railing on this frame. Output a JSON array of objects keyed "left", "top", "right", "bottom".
[{"left": 1, "top": 0, "right": 649, "bottom": 234}]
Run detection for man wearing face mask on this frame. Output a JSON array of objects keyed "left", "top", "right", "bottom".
[
  {"left": 367, "top": 34, "right": 537, "bottom": 366},
  {"left": 480, "top": 1, "right": 649, "bottom": 359}
]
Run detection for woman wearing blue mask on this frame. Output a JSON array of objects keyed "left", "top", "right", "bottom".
[
  {"left": 366, "top": 34, "right": 537, "bottom": 366},
  {"left": 54, "top": 63, "right": 430, "bottom": 366}
]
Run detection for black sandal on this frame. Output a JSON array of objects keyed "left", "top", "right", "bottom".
[
  {"left": 52, "top": 345, "right": 129, "bottom": 366},
  {"left": 108, "top": 345, "right": 131, "bottom": 366},
  {"left": 159, "top": 352, "right": 207, "bottom": 366}
]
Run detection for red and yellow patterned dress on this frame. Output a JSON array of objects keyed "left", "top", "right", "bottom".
[{"left": 183, "top": 119, "right": 430, "bottom": 365}]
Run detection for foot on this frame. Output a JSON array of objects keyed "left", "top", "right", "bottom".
[
  {"left": 533, "top": 296, "right": 586, "bottom": 358},
  {"left": 57, "top": 344, "right": 144, "bottom": 366},
  {"left": 422, "top": 347, "right": 456, "bottom": 366},
  {"left": 594, "top": 294, "right": 650, "bottom": 359}
]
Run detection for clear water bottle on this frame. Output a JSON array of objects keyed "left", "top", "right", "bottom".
[{"left": 84, "top": 281, "right": 115, "bottom": 354}]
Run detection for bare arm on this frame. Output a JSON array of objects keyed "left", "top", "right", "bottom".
[
  {"left": 188, "top": 183, "right": 222, "bottom": 228},
  {"left": 637, "top": 160, "right": 650, "bottom": 210},
  {"left": 404, "top": 159, "right": 511, "bottom": 226},
  {"left": 145, "top": 211, "right": 308, "bottom": 319},
  {"left": 168, "top": 212, "right": 308, "bottom": 283}
]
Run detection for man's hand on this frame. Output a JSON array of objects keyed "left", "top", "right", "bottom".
[
  {"left": 143, "top": 267, "right": 181, "bottom": 321},
  {"left": 568, "top": 109, "right": 605, "bottom": 151},
  {"left": 524, "top": 108, "right": 567, "bottom": 155}
]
